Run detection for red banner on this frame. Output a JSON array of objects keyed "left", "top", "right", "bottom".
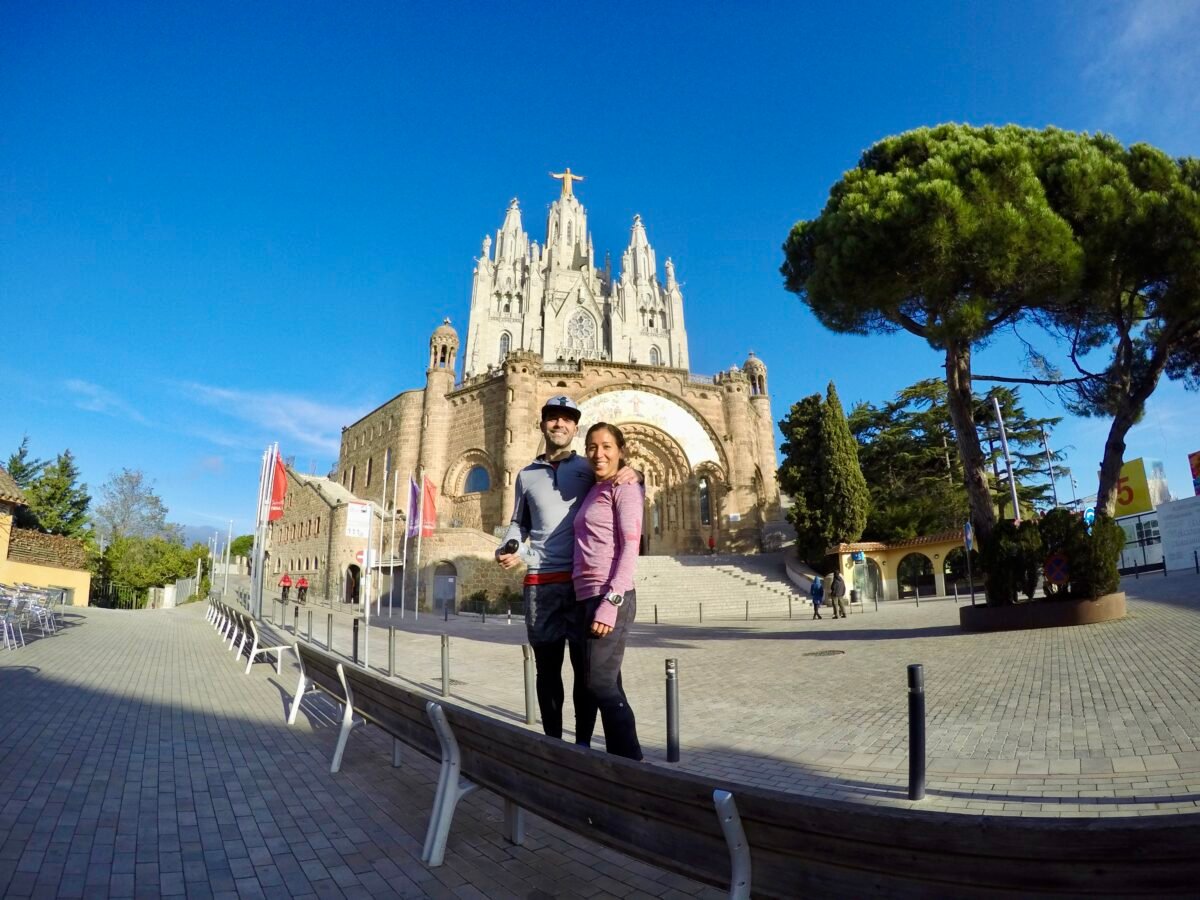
[
  {"left": 268, "top": 455, "right": 287, "bottom": 521},
  {"left": 407, "top": 475, "right": 436, "bottom": 537}
]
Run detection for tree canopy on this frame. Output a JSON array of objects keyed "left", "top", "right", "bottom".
[
  {"left": 782, "top": 123, "right": 1083, "bottom": 544},
  {"left": 93, "top": 468, "right": 180, "bottom": 544},
  {"left": 21, "top": 450, "right": 91, "bottom": 538}
]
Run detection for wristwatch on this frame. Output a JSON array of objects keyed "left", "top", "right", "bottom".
[{"left": 604, "top": 591, "right": 624, "bottom": 607}]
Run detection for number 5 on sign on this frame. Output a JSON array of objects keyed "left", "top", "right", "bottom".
[{"left": 1113, "top": 459, "right": 1153, "bottom": 516}]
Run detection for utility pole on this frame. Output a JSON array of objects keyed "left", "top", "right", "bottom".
[{"left": 991, "top": 397, "right": 1021, "bottom": 522}]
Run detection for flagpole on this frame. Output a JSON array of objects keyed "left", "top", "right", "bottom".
[
  {"left": 378, "top": 465, "right": 388, "bottom": 618},
  {"left": 388, "top": 471, "right": 398, "bottom": 613},
  {"left": 363, "top": 501, "right": 372, "bottom": 669},
  {"left": 249, "top": 447, "right": 266, "bottom": 615},
  {"left": 399, "top": 471, "right": 413, "bottom": 620},
  {"left": 223, "top": 519, "right": 232, "bottom": 599},
  {"left": 252, "top": 444, "right": 276, "bottom": 619},
  {"left": 414, "top": 467, "right": 424, "bottom": 622}
]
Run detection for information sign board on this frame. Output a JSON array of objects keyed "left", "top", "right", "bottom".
[{"left": 346, "top": 502, "right": 371, "bottom": 538}]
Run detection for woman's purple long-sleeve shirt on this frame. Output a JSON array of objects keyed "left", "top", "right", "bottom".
[{"left": 572, "top": 480, "right": 644, "bottom": 627}]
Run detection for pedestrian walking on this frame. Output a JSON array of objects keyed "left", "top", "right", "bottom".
[
  {"left": 810, "top": 575, "right": 824, "bottom": 619},
  {"left": 830, "top": 570, "right": 848, "bottom": 618},
  {"left": 296, "top": 575, "right": 309, "bottom": 604},
  {"left": 278, "top": 572, "right": 292, "bottom": 602}
]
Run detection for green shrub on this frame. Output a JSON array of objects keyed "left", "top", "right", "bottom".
[
  {"left": 467, "top": 589, "right": 488, "bottom": 606},
  {"left": 981, "top": 520, "right": 1022, "bottom": 606},
  {"left": 1015, "top": 519, "right": 1044, "bottom": 601},
  {"left": 1066, "top": 513, "right": 1123, "bottom": 599}
]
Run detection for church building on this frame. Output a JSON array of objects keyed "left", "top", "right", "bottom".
[{"left": 267, "top": 173, "right": 787, "bottom": 609}]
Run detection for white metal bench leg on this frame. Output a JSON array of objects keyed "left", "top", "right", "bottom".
[
  {"left": 287, "top": 657, "right": 309, "bottom": 725},
  {"left": 244, "top": 637, "right": 260, "bottom": 675},
  {"left": 330, "top": 664, "right": 359, "bottom": 774},
  {"left": 422, "top": 701, "right": 477, "bottom": 867},
  {"left": 503, "top": 800, "right": 525, "bottom": 846},
  {"left": 713, "top": 789, "right": 752, "bottom": 900},
  {"left": 392, "top": 737, "right": 403, "bottom": 768}
]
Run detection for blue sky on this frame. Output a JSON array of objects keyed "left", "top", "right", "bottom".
[{"left": 3, "top": 1, "right": 1198, "bottom": 537}]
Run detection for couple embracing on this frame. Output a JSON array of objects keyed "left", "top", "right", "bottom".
[{"left": 496, "top": 396, "right": 644, "bottom": 760}]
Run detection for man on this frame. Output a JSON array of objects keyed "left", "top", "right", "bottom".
[
  {"left": 296, "top": 575, "right": 309, "bottom": 604},
  {"left": 829, "top": 570, "right": 848, "bottom": 619},
  {"left": 278, "top": 572, "right": 292, "bottom": 602},
  {"left": 497, "top": 395, "right": 639, "bottom": 741}
]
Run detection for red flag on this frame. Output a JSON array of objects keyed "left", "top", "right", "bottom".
[
  {"left": 420, "top": 476, "right": 437, "bottom": 536},
  {"left": 268, "top": 455, "right": 287, "bottom": 521}
]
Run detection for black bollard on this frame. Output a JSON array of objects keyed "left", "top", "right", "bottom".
[
  {"left": 745, "top": 600, "right": 749, "bottom": 622},
  {"left": 307, "top": 609, "right": 313, "bottom": 641},
  {"left": 908, "top": 664, "right": 926, "bottom": 801},
  {"left": 953, "top": 583, "right": 958, "bottom": 604},
  {"left": 1194, "top": 550, "right": 1198, "bottom": 574},
  {"left": 326, "top": 613, "right": 333, "bottom": 651},
  {"left": 915, "top": 589, "right": 920, "bottom": 608},
  {"left": 789, "top": 597, "right": 793, "bottom": 620},
  {"left": 388, "top": 626, "right": 396, "bottom": 677},
  {"left": 521, "top": 644, "right": 535, "bottom": 726},
  {"left": 444, "top": 603, "right": 448, "bottom": 623},
  {"left": 352, "top": 618, "right": 360, "bottom": 665},
  {"left": 654, "top": 604, "right": 658, "bottom": 625},
  {"left": 666, "top": 659, "right": 680, "bottom": 763},
  {"left": 482, "top": 604, "right": 486, "bottom": 624},
  {"left": 507, "top": 604, "right": 511, "bottom": 626},
  {"left": 293, "top": 606, "right": 299, "bottom": 634},
  {"left": 699, "top": 602, "right": 703, "bottom": 624},
  {"left": 441, "top": 634, "right": 450, "bottom": 698}
]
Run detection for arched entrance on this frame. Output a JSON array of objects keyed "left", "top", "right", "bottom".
[
  {"left": 943, "top": 547, "right": 982, "bottom": 597},
  {"left": 897, "top": 553, "right": 935, "bottom": 599},
  {"left": 345, "top": 565, "right": 361, "bottom": 604},
  {"left": 433, "top": 562, "right": 457, "bottom": 614}
]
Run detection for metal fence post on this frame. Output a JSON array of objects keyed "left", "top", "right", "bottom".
[
  {"left": 699, "top": 602, "right": 703, "bottom": 624},
  {"left": 744, "top": 600, "right": 749, "bottom": 622},
  {"left": 654, "top": 604, "right": 658, "bottom": 625},
  {"left": 388, "top": 626, "right": 396, "bottom": 677},
  {"left": 326, "top": 613, "right": 333, "bottom": 651},
  {"left": 522, "top": 644, "right": 536, "bottom": 726},
  {"left": 788, "top": 597, "right": 793, "bottom": 620},
  {"left": 441, "top": 634, "right": 450, "bottom": 698},
  {"left": 666, "top": 659, "right": 680, "bottom": 763},
  {"left": 293, "top": 606, "right": 299, "bottom": 634},
  {"left": 352, "top": 618, "right": 360, "bottom": 665},
  {"left": 908, "top": 664, "right": 926, "bottom": 801}
]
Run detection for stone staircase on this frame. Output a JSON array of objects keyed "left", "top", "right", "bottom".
[{"left": 634, "top": 552, "right": 808, "bottom": 622}]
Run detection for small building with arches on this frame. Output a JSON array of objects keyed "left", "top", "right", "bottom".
[
  {"left": 828, "top": 530, "right": 980, "bottom": 603},
  {"left": 266, "top": 175, "right": 788, "bottom": 610}
]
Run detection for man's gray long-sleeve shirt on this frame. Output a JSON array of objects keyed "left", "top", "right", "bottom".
[{"left": 500, "top": 453, "right": 596, "bottom": 574}]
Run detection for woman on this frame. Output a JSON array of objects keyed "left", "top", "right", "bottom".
[{"left": 571, "top": 422, "right": 644, "bottom": 760}]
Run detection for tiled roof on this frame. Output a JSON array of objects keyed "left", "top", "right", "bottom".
[
  {"left": 830, "top": 529, "right": 963, "bottom": 554},
  {"left": 0, "top": 465, "right": 26, "bottom": 505},
  {"left": 6, "top": 528, "right": 89, "bottom": 570}
]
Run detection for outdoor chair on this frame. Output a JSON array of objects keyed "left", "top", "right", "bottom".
[{"left": 2, "top": 610, "right": 25, "bottom": 650}]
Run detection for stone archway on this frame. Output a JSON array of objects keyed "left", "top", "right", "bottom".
[
  {"left": 345, "top": 565, "right": 361, "bottom": 604},
  {"left": 897, "top": 552, "right": 935, "bottom": 599}
]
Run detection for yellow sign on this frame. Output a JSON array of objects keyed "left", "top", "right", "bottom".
[{"left": 1113, "top": 458, "right": 1154, "bottom": 517}]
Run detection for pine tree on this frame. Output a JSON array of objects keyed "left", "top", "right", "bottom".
[
  {"left": 23, "top": 450, "right": 91, "bottom": 537},
  {"left": 820, "top": 382, "right": 869, "bottom": 546},
  {"left": 5, "top": 436, "right": 47, "bottom": 490}
]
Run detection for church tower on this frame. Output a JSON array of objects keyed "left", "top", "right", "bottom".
[{"left": 462, "top": 172, "right": 691, "bottom": 377}]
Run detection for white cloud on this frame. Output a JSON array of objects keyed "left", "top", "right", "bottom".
[
  {"left": 1079, "top": 0, "right": 1200, "bottom": 145},
  {"left": 63, "top": 379, "right": 148, "bottom": 424},
  {"left": 178, "top": 382, "right": 366, "bottom": 455}
]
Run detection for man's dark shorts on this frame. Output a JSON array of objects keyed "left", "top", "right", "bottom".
[{"left": 524, "top": 580, "right": 575, "bottom": 645}]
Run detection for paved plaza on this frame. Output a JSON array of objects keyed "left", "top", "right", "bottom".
[{"left": 3, "top": 571, "right": 1200, "bottom": 897}]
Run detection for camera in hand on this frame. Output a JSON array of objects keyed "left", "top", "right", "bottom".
[{"left": 501, "top": 539, "right": 519, "bottom": 555}]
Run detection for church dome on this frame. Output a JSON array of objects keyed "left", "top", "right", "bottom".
[
  {"left": 432, "top": 318, "right": 459, "bottom": 341},
  {"left": 742, "top": 351, "right": 766, "bottom": 376},
  {"left": 742, "top": 352, "right": 768, "bottom": 395}
]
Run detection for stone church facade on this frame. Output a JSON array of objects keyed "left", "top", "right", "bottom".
[{"left": 268, "top": 175, "right": 786, "bottom": 609}]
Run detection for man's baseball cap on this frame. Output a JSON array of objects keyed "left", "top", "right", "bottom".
[{"left": 540, "top": 395, "right": 581, "bottom": 422}]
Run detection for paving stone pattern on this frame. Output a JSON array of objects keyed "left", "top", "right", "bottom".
[
  {"left": 0, "top": 604, "right": 723, "bottom": 899},
  {"left": 4, "top": 570, "right": 1200, "bottom": 898}
]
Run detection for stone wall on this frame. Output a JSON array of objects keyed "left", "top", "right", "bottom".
[{"left": 7, "top": 527, "right": 89, "bottom": 570}]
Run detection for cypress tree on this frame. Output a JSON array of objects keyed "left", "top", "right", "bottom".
[
  {"left": 820, "top": 382, "right": 870, "bottom": 547},
  {"left": 778, "top": 394, "right": 825, "bottom": 561}
]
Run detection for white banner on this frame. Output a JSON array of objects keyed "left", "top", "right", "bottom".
[
  {"left": 1158, "top": 496, "right": 1200, "bottom": 571},
  {"left": 346, "top": 502, "right": 371, "bottom": 538}
]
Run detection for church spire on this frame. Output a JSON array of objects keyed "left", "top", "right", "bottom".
[
  {"left": 495, "top": 198, "right": 527, "bottom": 263},
  {"left": 620, "top": 214, "right": 657, "bottom": 284}
]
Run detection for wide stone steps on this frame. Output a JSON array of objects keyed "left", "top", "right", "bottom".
[{"left": 633, "top": 554, "right": 809, "bottom": 621}]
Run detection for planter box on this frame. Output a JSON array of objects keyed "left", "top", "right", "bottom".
[{"left": 959, "top": 592, "right": 1126, "bottom": 633}]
